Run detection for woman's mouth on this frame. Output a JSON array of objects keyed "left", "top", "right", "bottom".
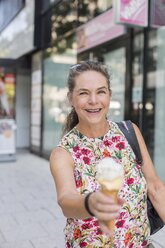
[{"left": 85, "top": 108, "right": 102, "bottom": 113}]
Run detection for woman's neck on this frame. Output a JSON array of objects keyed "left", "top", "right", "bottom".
[{"left": 76, "top": 120, "right": 109, "bottom": 138}]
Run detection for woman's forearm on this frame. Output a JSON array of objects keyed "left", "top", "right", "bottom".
[
  {"left": 58, "top": 192, "right": 91, "bottom": 219},
  {"left": 148, "top": 181, "right": 165, "bottom": 222}
]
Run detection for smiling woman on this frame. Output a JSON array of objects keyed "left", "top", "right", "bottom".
[
  {"left": 63, "top": 61, "right": 111, "bottom": 135},
  {"left": 50, "top": 61, "right": 165, "bottom": 248}
]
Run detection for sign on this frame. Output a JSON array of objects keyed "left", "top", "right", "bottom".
[
  {"left": 114, "top": 0, "right": 148, "bottom": 27},
  {"left": 77, "top": 9, "right": 125, "bottom": 53},
  {"left": 0, "top": 119, "right": 16, "bottom": 161},
  {"left": 150, "top": 0, "right": 165, "bottom": 27}
]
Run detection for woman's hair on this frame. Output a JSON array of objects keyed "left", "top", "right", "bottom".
[{"left": 63, "top": 61, "right": 111, "bottom": 134}]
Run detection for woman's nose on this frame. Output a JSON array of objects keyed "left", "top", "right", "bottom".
[{"left": 88, "top": 93, "right": 98, "bottom": 104}]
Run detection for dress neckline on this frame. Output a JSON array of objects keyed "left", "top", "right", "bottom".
[{"left": 74, "top": 120, "right": 112, "bottom": 141}]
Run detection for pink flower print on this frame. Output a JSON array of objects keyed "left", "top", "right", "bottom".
[
  {"left": 103, "top": 140, "right": 112, "bottom": 146},
  {"left": 83, "top": 156, "right": 90, "bottom": 164},
  {"left": 116, "top": 219, "right": 125, "bottom": 228},
  {"left": 80, "top": 241, "right": 88, "bottom": 247},
  {"left": 142, "top": 240, "right": 148, "bottom": 246},
  {"left": 81, "top": 148, "right": 90, "bottom": 155},
  {"left": 83, "top": 217, "right": 93, "bottom": 222},
  {"left": 81, "top": 222, "right": 92, "bottom": 229},
  {"left": 93, "top": 220, "right": 99, "bottom": 226},
  {"left": 127, "top": 178, "right": 134, "bottom": 185},
  {"left": 119, "top": 211, "right": 126, "bottom": 219},
  {"left": 75, "top": 152, "right": 81, "bottom": 158},
  {"left": 66, "top": 242, "right": 71, "bottom": 248},
  {"left": 129, "top": 244, "right": 134, "bottom": 248},
  {"left": 112, "top": 136, "right": 120, "bottom": 142},
  {"left": 116, "top": 142, "right": 125, "bottom": 150},
  {"left": 76, "top": 178, "right": 83, "bottom": 188},
  {"left": 96, "top": 228, "right": 102, "bottom": 235},
  {"left": 73, "top": 145, "right": 80, "bottom": 152}
]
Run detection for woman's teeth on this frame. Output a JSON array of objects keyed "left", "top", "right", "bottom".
[{"left": 86, "top": 109, "right": 101, "bottom": 113}]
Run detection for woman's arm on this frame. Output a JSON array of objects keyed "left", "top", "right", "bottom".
[
  {"left": 50, "top": 147, "right": 122, "bottom": 233},
  {"left": 133, "top": 123, "right": 165, "bottom": 222},
  {"left": 50, "top": 147, "right": 89, "bottom": 219}
]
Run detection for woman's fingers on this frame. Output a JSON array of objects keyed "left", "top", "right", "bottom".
[{"left": 89, "top": 191, "right": 123, "bottom": 221}]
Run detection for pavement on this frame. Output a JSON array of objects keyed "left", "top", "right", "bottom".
[{"left": 0, "top": 150, "right": 66, "bottom": 248}]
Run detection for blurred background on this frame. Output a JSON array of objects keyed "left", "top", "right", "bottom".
[{"left": 0, "top": 0, "right": 165, "bottom": 180}]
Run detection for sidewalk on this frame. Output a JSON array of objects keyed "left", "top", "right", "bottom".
[{"left": 0, "top": 150, "right": 65, "bottom": 248}]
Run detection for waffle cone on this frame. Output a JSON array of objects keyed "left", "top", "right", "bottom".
[{"left": 101, "top": 188, "right": 119, "bottom": 231}]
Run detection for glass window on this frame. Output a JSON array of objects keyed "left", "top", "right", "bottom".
[
  {"left": 0, "top": 0, "right": 25, "bottom": 32},
  {"left": 51, "top": 0, "right": 77, "bottom": 47},
  {"left": 78, "top": 0, "right": 113, "bottom": 25},
  {"left": 42, "top": 34, "right": 76, "bottom": 154},
  {"left": 131, "top": 31, "right": 144, "bottom": 128},
  {"left": 147, "top": 28, "right": 165, "bottom": 181},
  {"left": 104, "top": 48, "right": 126, "bottom": 122}
]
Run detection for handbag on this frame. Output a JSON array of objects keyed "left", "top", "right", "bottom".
[{"left": 116, "top": 120, "right": 164, "bottom": 235}]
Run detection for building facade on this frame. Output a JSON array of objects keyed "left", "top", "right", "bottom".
[{"left": 0, "top": 0, "right": 165, "bottom": 180}]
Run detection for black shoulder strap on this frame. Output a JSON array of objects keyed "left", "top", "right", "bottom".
[{"left": 116, "top": 120, "right": 142, "bottom": 165}]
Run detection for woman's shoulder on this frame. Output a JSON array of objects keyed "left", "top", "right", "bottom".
[{"left": 59, "top": 127, "right": 78, "bottom": 146}]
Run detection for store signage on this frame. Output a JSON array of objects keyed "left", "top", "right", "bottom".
[
  {"left": 114, "top": 0, "right": 148, "bottom": 27},
  {"left": 150, "top": 0, "right": 165, "bottom": 27},
  {"left": 0, "top": 119, "right": 16, "bottom": 156},
  {"left": 77, "top": 9, "right": 125, "bottom": 53}
]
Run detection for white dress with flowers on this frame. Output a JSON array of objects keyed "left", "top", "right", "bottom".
[{"left": 59, "top": 121, "right": 150, "bottom": 248}]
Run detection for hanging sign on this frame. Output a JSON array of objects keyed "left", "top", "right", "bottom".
[
  {"left": 77, "top": 9, "right": 125, "bottom": 53},
  {"left": 114, "top": 0, "right": 148, "bottom": 27}
]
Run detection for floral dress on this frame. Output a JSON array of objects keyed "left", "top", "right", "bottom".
[{"left": 59, "top": 121, "right": 150, "bottom": 248}]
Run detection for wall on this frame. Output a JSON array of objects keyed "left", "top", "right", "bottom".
[{"left": 0, "top": 0, "right": 35, "bottom": 59}]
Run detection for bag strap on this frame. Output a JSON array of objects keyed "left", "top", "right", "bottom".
[{"left": 116, "top": 120, "right": 142, "bottom": 165}]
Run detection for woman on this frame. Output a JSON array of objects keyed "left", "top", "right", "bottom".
[{"left": 50, "top": 61, "right": 165, "bottom": 247}]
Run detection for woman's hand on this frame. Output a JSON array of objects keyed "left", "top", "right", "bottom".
[{"left": 88, "top": 191, "right": 124, "bottom": 235}]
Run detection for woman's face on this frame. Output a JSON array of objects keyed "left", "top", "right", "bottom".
[{"left": 69, "top": 70, "right": 111, "bottom": 126}]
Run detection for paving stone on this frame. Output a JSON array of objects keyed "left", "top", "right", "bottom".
[
  {"left": 0, "top": 240, "right": 34, "bottom": 248},
  {"left": 31, "top": 236, "right": 65, "bottom": 248},
  {"left": 1, "top": 223, "right": 48, "bottom": 243},
  {"left": 0, "top": 151, "right": 65, "bottom": 247}
]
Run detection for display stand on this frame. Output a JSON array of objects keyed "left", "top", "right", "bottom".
[{"left": 0, "top": 119, "right": 16, "bottom": 162}]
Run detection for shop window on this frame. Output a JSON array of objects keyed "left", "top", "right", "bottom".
[
  {"left": 0, "top": 67, "right": 15, "bottom": 118},
  {"left": 42, "top": 33, "right": 76, "bottom": 155},
  {"left": 0, "top": 0, "right": 25, "bottom": 32},
  {"left": 78, "top": 0, "right": 113, "bottom": 25},
  {"left": 147, "top": 29, "right": 165, "bottom": 181},
  {"left": 131, "top": 31, "right": 144, "bottom": 128}
]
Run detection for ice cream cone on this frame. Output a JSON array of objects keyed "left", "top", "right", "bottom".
[{"left": 97, "top": 158, "right": 124, "bottom": 232}]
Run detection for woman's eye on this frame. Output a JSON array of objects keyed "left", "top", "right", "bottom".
[
  {"left": 79, "top": 92, "right": 88, "bottom": 95},
  {"left": 98, "top": 90, "right": 106, "bottom": 94}
]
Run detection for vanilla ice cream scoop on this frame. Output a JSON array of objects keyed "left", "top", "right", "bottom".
[{"left": 97, "top": 157, "right": 124, "bottom": 190}]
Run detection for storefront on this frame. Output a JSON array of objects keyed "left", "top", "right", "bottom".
[{"left": 37, "top": 0, "right": 165, "bottom": 180}]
